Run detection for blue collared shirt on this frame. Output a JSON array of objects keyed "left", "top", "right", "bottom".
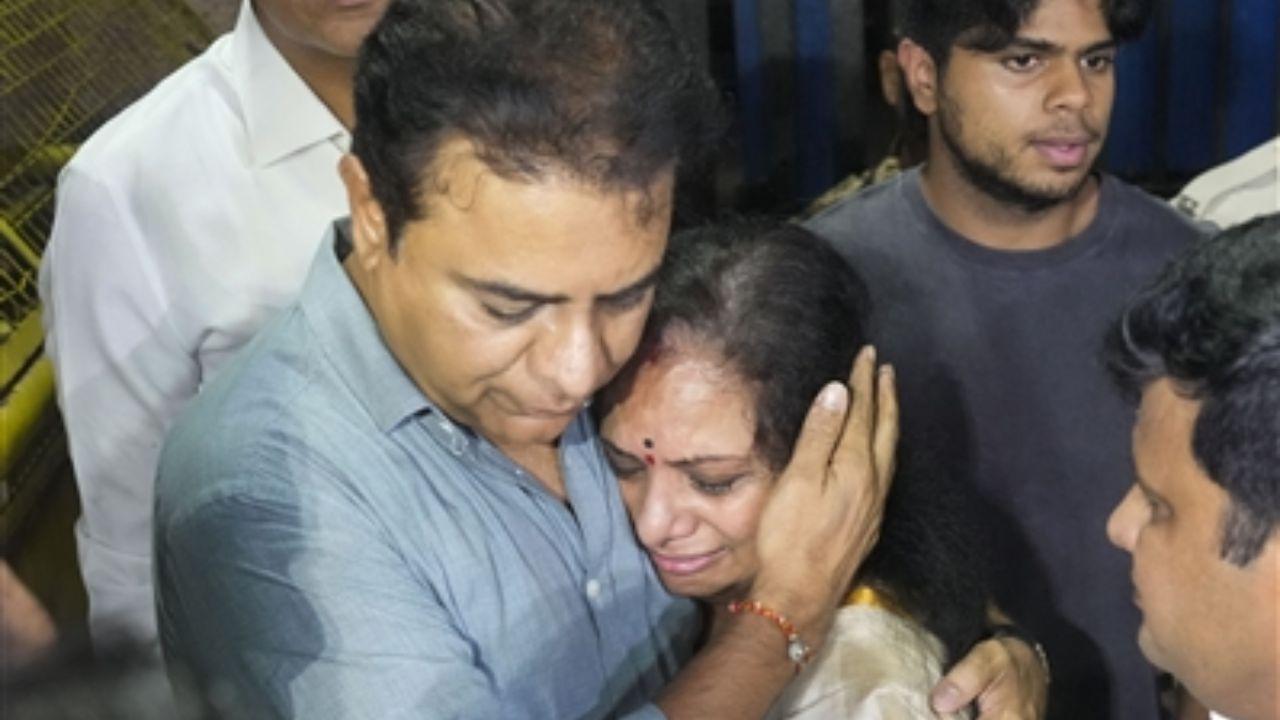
[{"left": 155, "top": 222, "right": 697, "bottom": 719}]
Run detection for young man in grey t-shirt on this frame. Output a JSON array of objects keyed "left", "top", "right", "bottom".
[{"left": 805, "top": 0, "right": 1204, "bottom": 717}]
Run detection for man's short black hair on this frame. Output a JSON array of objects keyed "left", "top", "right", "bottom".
[
  {"left": 351, "top": 0, "right": 723, "bottom": 247},
  {"left": 1105, "top": 213, "right": 1280, "bottom": 566},
  {"left": 900, "top": 0, "right": 1152, "bottom": 65}
]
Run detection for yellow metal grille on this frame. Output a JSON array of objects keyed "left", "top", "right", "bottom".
[
  {"left": 1, "top": 0, "right": 212, "bottom": 523},
  {"left": 1, "top": 0, "right": 212, "bottom": 340}
]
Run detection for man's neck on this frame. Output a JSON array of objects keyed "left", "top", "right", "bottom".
[
  {"left": 919, "top": 151, "right": 1102, "bottom": 253},
  {"left": 499, "top": 441, "right": 567, "bottom": 501},
  {"left": 257, "top": 16, "right": 357, "bottom": 129}
]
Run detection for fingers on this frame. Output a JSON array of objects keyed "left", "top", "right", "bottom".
[
  {"left": 932, "top": 637, "right": 1046, "bottom": 719},
  {"left": 781, "top": 379, "right": 850, "bottom": 484},
  {"left": 830, "top": 346, "right": 878, "bottom": 480},
  {"left": 871, "top": 364, "right": 899, "bottom": 494},
  {"left": 931, "top": 641, "right": 992, "bottom": 714}
]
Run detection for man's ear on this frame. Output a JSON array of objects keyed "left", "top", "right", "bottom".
[
  {"left": 339, "top": 154, "right": 390, "bottom": 269},
  {"left": 897, "top": 38, "right": 940, "bottom": 116},
  {"left": 877, "top": 48, "right": 903, "bottom": 108}
]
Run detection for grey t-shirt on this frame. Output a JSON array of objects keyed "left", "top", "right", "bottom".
[{"left": 805, "top": 169, "right": 1203, "bottom": 719}]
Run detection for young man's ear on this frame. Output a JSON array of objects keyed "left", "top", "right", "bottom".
[
  {"left": 339, "top": 154, "right": 390, "bottom": 268},
  {"left": 897, "top": 38, "right": 940, "bottom": 116}
]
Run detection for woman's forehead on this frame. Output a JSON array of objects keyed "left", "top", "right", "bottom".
[{"left": 609, "top": 352, "right": 755, "bottom": 446}]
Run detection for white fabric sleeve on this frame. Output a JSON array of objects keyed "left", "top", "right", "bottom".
[
  {"left": 777, "top": 681, "right": 957, "bottom": 720},
  {"left": 39, "top": 162, "right": 199, "bottom": 647}
]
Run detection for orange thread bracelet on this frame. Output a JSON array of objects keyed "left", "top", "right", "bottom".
[{"left": 727, "top": 599, "right": 814, "bottom": 672}]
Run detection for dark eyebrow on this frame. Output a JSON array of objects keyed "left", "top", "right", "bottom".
[
  {"left": 602, "top": 437, "right": 751, "bottom": 469},
  {"left": 670, "top": 454, "right": 753, "bottom": 471},
  {"left": 599, "top": 264, "right": 662, "bottom": 304},
  {"left": 1132, "top": 471, "right": 1165, "bottom": 504},
  {"left": 455, "top": 276, "right": 566, "bottom": 305},
  {"left": 1003, "top": 38, "right": 1059, "bottom": 54},
  {"left": 1003, "top": 38, "right": 1116, "bottom": 56},
  {"left": 1081, "top": 39, "right": 1119, "bottom": 55},
  {"left": 455, "top": 263, "right": 662, "bottom": 306},
  {"left": 601, "top": 437, "right": 641, "bottom": 462}
]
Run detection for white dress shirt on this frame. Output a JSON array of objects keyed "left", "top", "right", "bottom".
[
  {"left": 38, "top": 0, "right": 349, "bottom": 646},
  {"left": 1172, "top": 137, "right": 1279, "bottom": 229}
]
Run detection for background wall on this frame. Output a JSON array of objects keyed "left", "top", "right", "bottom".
[
  {"left": 184, "top": 0, "right": 237, "bottom": 33},
  {"left": 178, "top": 0, "right": 1280, "bottom": 209}
]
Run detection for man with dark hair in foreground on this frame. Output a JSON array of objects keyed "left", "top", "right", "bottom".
[
  {"left": 1106, "top": 213, "right": 1280, "bottom": 720},
  {"left": 805, "top": 0, "right": 1204, "bottom": 716}
]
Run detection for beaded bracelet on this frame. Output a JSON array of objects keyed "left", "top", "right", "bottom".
[{"left": 727, "top": 599, "right": 814, "bottom": 673}]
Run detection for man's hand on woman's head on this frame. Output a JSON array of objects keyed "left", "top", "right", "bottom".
[{"left": 747, "top": 345, "right": 899, "bottom": 646}]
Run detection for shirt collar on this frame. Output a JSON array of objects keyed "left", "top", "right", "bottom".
[
  {"left": 300, "top": 220, "right": 432, "bottom": 432},
  {"left": 229, "top": 0, "right": 349, "bottom": 167}
]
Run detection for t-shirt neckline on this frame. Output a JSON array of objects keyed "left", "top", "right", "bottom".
[{"left": 900, "top": 167, "right": 1120, "bottom": 272}]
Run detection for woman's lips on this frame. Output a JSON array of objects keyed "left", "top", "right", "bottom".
[{"left": 648, "top": 549, "right": 726, "bottom": 576}]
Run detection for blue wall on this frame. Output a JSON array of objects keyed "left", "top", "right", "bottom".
[{"left": 1108, "top": 0, "right": 1279, "bottom": 180}]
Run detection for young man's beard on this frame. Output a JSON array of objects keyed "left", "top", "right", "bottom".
[{"left": 937, "top": 89, "right": 1094, "bottom": 215}]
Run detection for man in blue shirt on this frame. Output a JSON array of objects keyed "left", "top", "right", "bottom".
[{"left": 154, "top": 1, "right": 902, "bottom": 717}]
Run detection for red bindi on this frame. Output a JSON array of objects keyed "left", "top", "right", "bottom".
[{"left": 644, "top": 454, "right": 656, "bottom": 466}]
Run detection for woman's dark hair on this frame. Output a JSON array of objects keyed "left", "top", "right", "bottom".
[
  {"left": 641, "top": 221, "right": 871, "bottom": 472},
  {"left": 610, "top": 220, "right": 989, "bottom": 662},
  {"left": 1105, "top": 213, "right": 1280, "bottom": 566},
  {"left": 351, "top": 0, "right": 724, "bottom": 248}
]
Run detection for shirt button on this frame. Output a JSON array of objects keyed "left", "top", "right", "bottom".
[{"left": 585, "top": 578, "right": 601, "bottom": 600}]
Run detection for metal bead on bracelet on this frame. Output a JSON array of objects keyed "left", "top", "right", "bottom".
[{"left": 727, "top": 599, "right": 814, "bottom": 673}]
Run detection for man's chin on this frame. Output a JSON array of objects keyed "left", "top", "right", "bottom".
[
  {"left": 487, "top": 410, "right": 581, "bottom": 447},
  {"left": 1135, "top": 626, "right": 1170, "bottom": 673},
  {"left": 996, "top": 171, "right": 1093, "bottom": 213}
]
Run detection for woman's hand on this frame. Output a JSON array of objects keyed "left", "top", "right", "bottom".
[{"left": 747, "top": 345, "right": 899, "bottom": 645}]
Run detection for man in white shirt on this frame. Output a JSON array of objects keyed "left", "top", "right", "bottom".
[
  {"left": 38, "top": 0, "right": 388, "bottom": 647},
  {"left": 1106, "top": 213, "right": 1280, "bottom": 720},
  {"left": 1172, "top": 137, "right": 1279, "bottom": 230}
]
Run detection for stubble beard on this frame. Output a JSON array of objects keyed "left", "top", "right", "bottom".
[{"left": 937, "top": 88, "right": 1093, "bottom": 215}]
